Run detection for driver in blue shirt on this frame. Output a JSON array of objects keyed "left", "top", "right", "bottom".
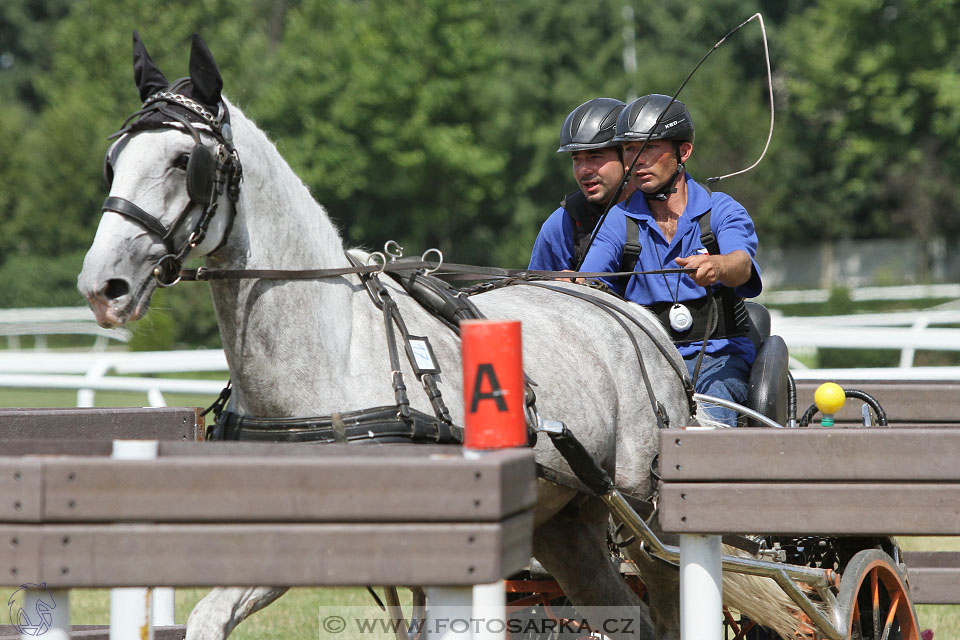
[
  {"left": 579, "top": 94, "right": 763, "bottom": 426},
  {"left": 529, "top": 98, "right": 635, "bottom": 271}
]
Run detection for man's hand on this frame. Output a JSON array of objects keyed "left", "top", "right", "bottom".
[{"left": 675, "top": 250, "right": 752, "bottom": 288}]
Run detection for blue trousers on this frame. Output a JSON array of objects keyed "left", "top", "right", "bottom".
[{"left": 685, "top": 353, "right": 751, "bottom": 427}]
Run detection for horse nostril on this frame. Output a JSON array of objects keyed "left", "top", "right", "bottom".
[{"left": 103, "top": 279, "right": 130, "bottom": 301}]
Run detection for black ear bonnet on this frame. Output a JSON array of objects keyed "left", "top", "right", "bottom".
[
  {"left": 104, "top": 77, "right": 229, "bottom": 209},
  {"left": 101, "top": 31, "right": 242, "bottom": 284}
]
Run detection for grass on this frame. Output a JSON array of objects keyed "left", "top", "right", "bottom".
[
  {"left": 899, "top": 537, "right": 960, "bottom": 640},
  {"left": 0, "top": 386, "right": 219, "bottom": 410},
  {"left": 1, "top": 586, "right": 402, "bottom": 639},
  {"left": 3, "top": 390, "right": 960, "bottom": 638}
]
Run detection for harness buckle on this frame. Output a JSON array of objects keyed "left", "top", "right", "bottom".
[
  {"left": 365, "top": 252, "right": 387, "bottom": 276},
  {"left": 421, "top": 248, "right": 443, "bottom": 275},
  {"left": 153, "top": 254, "right": 183, "bottom": 287},
  {"left": 384, "top": 240, "right": 404, "bottom": 262}
]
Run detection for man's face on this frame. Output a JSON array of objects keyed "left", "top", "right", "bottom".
[
  {"left": 622, "top": 140, "right": 692, "bottom": 194},
  {"left": 570, "top": 147, "right": 625, "bottom": 205}
]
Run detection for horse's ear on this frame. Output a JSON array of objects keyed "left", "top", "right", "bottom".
[
  {"left": 188, "top": 33, "right": 223, "bottom": 107},
  {"left": 132, "top": 30, "right": 168, "bottom": 102}
]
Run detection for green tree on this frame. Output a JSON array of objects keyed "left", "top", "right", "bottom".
[
  {"left": 779, "top": 0, "right": 960, "bottom": 247},
  {"left": 254, "top": 0, "right": 517, "bottom": 263},
  {"left": 6, "top": 0, "right": 959, "bottom": 346}
]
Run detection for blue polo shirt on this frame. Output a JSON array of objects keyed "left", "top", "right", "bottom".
[
  {"left": 579, "top": 176, "right": 762, "bottom": 363},
  {"left": 529, "top": 207, "right": 579, "bottom": 271}
]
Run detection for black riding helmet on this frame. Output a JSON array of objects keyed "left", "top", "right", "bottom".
[
  {"left": 557, "top": 98, "right": 626, "bottom": 153},
  {"left": 615, "top": 94, "right": 694, "bottom": 201},
  {"left": 613, "top": 94, "right": 695, "bottom": 144}
]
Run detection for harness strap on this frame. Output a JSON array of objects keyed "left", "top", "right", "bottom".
[
  {"left": 381, "top": 297, "right": 413, "bottom": 420},
  {"left": 386, "top": 259, "right": 482, "bottom": 331},
  {"left": 178, "top": 261, "right": 694, "bottom": 282},
  {"left": 536, "top": 463, "right": 656, "bottom": 520},
  {"left": 697, "top": 210, "right": 720, "bottom": 255},
  {"left": 516, "top": 281, "right": 694, "bottom": 427},
  {"left": 102, "top": 196, "right": 173, "bottom": 244},
  {"left": 346, "top": 252, "right": 456, "bottom": 428},
  {"left": 215, "top": 405, "right": 463, "bottom": 444},
  {"left": 619, "top": 218, "right": 642, "bottom": 294}
]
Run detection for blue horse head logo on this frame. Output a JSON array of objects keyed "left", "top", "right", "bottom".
[{"left": 7, "top": 583, "right": 57, "bottom": 636}]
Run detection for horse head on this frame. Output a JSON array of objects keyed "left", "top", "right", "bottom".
[{"left": 78, "top": 31, "right": 240, "bottom": 327}]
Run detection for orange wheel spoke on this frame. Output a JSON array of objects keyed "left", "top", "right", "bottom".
[
  {"left": 871, "top": 569, "right": 881, "bottom": 639},
  {"left": 881, "top": 590, "right": 900, "bottom": 640},
  {"left": 843, "top": 551, "right": 918, "bottom": 640}
]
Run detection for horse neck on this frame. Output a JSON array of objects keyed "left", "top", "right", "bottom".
[
  {"left": 206, "top": 102, "right": 362, "bottom": 413},
  {"left": 222, "top": 101, "right": 345, "bottom": 270}
]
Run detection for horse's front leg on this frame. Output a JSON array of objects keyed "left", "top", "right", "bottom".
[
  {"left": 533, "top": 496, "right": 656, "bottom": 640},
  {"left": 186, "top": 586, "right": 289, "bottom": 640}
]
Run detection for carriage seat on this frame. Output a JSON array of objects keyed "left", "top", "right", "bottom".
[{"left": 742, "top": 302, "right": 790, "bottom": 427}]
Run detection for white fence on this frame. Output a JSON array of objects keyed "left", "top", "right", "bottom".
[
  {"left": 756, "top": 283, "right": 960, "bottom": 305},
  {"left": 0, "top": 301, "right": 958, "bottom": 407},
  {"left": 771, "top": 308, "right": 960, "bottom": 370},
  {"left": 0, "top": 349, "right": 227, "bottom": 407},
  {"left": 0, "top": 306, "right": 130, "bottom": 350}
]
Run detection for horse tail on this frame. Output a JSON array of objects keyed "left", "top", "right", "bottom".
[{"left": 722, "top": 547, "right": 829, "bottom": 639}]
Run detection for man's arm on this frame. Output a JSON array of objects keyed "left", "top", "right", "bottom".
[
  {"left": 577, "top": 211, "right": 628, "bottom": 293},
  {"left": 528, "top": 209, "right": 574, "bottom": 271},
  {"left": 674, "top": 250, "right": 753, "bottom": 288}
]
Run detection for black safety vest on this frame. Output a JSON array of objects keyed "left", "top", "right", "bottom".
[
  {"left": 561, "top": 189, "right": 604, "bottom": 267},
  {"left": 621, "top": 201, "right": 750, "bottom": 345}
]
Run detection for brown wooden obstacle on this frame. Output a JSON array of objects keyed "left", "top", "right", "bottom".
[
  {"left": 0, "top": 407, "right": 204, "bottom": 441},
  {"left": 658, "top": 426, "right": 960, "bottom": 606},
  {"left": 1, "top": 440, "right": 535, "bottom": 587},
  {"left": 0, "top": 407, "right": 536, "bottom": 638},
  {"left": 793, "top": 379, "right": 959, "bottom": 427}
]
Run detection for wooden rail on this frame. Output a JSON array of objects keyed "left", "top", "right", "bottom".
[
  {"left": 0, "top": 407, "right": 205, "bottom": 441},
  {"left": 792, "top": 379, "right": 960, "bottom": 426},
  {"left": 658, "top": 426, "right": 960, "bottom": 605},
  {"left": 0, "top": 441, "right": 535, "bottom": 587}
]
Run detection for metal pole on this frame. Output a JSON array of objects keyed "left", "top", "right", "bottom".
[
  {"left": 17, "top": 585, "right": 70, "bottom": 640},
  {"left": 110, "top": 440, "right": 165, "bottom": 640},
  {"left": 152, "top": 588, "right": 176, "bottom": 627},
  {"left": 472, "top": 581, "right": 505, "bottom": 640},
  {"left": 425, "top": 586, "right": 474, "bottom": 639},
  {"left": 680, "top": 534, "right": 723, "bottom": 640}
]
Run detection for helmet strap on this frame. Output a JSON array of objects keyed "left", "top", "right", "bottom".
[{"left": 645, "top": 162, "right": 684, "bottom": 202}]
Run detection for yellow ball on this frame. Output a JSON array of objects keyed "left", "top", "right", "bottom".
[{"left": 815, "top": 382, "right": 846, "bottom": 414}]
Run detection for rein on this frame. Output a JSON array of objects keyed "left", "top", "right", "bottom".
[{"left": 178, "top": 259, "right": 695, "bottom": 283}]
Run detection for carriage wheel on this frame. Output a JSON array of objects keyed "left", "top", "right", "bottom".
[
  {"left": 836, "top": 549, "right": 919, "bottom": 640},
  {"left": 382, "top": 586, "right": 426, "bottom": 640}
]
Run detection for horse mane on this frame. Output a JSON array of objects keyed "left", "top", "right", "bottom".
[{"left": 221, "top": 97, "right": 346, "bottom": 268}]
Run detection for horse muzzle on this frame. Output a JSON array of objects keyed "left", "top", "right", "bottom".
[{"left": 79, "top": 273, "right": 151, "bottom": 328}]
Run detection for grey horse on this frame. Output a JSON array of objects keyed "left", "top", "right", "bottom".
[{"left": 78, "top": 33, "right": 801, "bottom": 640}]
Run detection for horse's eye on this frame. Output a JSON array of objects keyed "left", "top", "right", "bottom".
[{"left": 173, "top": 154, "right": 190, "bottom": 170}]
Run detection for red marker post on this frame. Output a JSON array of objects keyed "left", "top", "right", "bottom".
[
  {"left": 456, "top": 319, "right": 526, "bottom": 640},
  {"left": 461, "top": 319, "right": 527, "bottom": 450}
]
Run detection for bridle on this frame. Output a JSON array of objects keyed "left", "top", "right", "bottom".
[{"left": 102, "top": 78, "right": 243, "bottom": 286}]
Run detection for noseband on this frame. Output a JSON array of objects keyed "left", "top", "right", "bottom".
[{"left": 102, "top": 80, "right": 242, "bottom": 286}]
